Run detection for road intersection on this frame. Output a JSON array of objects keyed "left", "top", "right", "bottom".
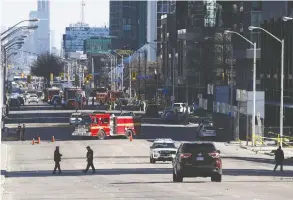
[{"left": 1, "top": 102, "right": 293, "bottom": 200}]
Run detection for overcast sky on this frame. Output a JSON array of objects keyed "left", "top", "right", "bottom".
[{"left": 2, "top": 0, "right": 109, "bottom": 49}]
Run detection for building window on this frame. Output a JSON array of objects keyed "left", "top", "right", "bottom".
[
  {"left": 251, "top": 11, "right": 262, "bottom": 27},
  {"left": 252, "top": 1, "right": 262, "bottom": 11}
]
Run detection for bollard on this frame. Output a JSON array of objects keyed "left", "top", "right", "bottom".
[
  {"left": 32, "top": 138, "right": 35, "bottom": 145},
  {"left": 52, "top": 136, "right": 55, "bottom": 142},
  {"left": 37, "top": 136, "right": 41, "bottom": 144}
]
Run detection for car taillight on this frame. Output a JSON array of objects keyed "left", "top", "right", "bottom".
[
  {"left": 180, "top": 153, "right": 192, "bottom": 159},
  {"left": 209, "top": 151, "right": 220, "bottom": 158},
  {"left": 215, "top": 159, "right": 222, "bottom": 168}
]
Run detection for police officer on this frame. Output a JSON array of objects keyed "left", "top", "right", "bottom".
[
  {"left": 21, "top": 124, "right": 26, "bottom": 141},
  {"left": 52, "top": 146, "right": 62, "bottom": 174},
  {"left": 16, "top": 123, "right": 22, "bottom": 140},
  {"left": 83, "top": 146, "right": 95, "bottom": 173},
  {"left": 273, "top": 146, "right": 285, "bottom": 172}
]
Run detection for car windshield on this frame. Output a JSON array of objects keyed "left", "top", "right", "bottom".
[
  {"left": 174, "top": 104, "right": 181, "bottom": 108},
  {"left": 183, "top": 143, "right": 216, "bottom": 153},
  {"left": 165, "top": 111, "right": 174, "bottom": 114},
  {"left": 153, "top": 143, "right": 176, "bottom": 149}
]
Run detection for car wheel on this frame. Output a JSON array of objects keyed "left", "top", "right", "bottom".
[
  {"left": 97, "top": 130, "right": 106, "bottom": 140},
  {"left": 150, "top": 157, "right": 155, "bottom": 164},
  {"left": 173, "top": 170, "right": 183, "bottom": 182},
  {"left": 211, "top": 174, "right": 222, "bottom": 182}
]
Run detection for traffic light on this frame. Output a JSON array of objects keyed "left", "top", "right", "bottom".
[
  {"left": 132, "top": 72, "right": 136, "bottom": 80},
  {"left": 222, "top": 72, "right": 225, "bottom": 81},
  {"left": 50, "top": 73, "right": 53, "bottom": 81},
  {"left": 27, "top": 75, "right": 31, "bottom": 83},
  {"left": 60, "top": 72, "right": 64, "bottom": 78}
]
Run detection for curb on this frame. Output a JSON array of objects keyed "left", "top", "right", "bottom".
[{"left": 1, "top": 144, "right": 8, "bottom": 197}]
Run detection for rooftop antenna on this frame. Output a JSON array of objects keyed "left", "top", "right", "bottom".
[{"left": 81, "top": 0, "right": 85, "bottom": 24}]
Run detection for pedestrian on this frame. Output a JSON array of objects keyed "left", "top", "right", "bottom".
[
  {"left": 273, "top": 146, "right": 285, "bottom": 172},
  {"left": 52, "top": 146, "right": 62, "bottom": 174},
  {"left": 16, "top": 123, "right": 22, "bottom": 140},
  {"left": 21, "top": 124, "right": 26, "bottom": 141},
  {"left": 83, "top": 146, "right": 95, "bottom": 173}
]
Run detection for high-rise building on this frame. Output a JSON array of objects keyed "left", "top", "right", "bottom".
[
  {"left": 109, "top": 1, "right": 147, "bottom": 50},
  {"left": 23, "top": 0, "right": 50, "bottom": 55},
  {"left": 62, "top": 23, "right": 109, "bottom": 58}
]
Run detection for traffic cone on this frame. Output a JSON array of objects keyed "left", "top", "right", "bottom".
[
  {"left": 129, "top": 134, "right": 133, "bottom": 142},
  {"left": 37, "top": 136, "right": 41, "bottom": 144},
  {"left": 52, "top": 136, "right": 55, "bottom": 142},
  {"left": 32, "top": 138, "right": 35, "bottom": 145}
]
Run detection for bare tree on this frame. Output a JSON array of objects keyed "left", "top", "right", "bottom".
[
  {"left": 213, "top": 32, "right": 233, "bottom": 85},
  {"left": 30, "top": 53, "right": 65, "bottom": 80}
]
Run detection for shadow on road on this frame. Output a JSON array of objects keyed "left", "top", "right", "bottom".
[
  {"left": 5, "top": 168, "right": 172, "bottom": 178},
  {"left": 110, "top": 179, "right": 293, "bottom": 184},
  {"left": 4, "top": 167, "right": 292, "bottom": 178},
  {"left": 223, "top": 156, "right": 293, "bottom": 165}
]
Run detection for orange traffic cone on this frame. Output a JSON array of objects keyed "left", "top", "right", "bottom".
[
  {"left": 37, "top": 136, "right": 41, "bottom": 144},
  {"left": 129, "top": 134, "right": 133, "bottom": 142},
  {"left": 52, "top": 136, "right": 55, "bottom": 142},
  {"left": 32, "top": 138, "right": 35, "bottom": 145}
]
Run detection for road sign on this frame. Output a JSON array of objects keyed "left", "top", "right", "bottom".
[{"left": 162, "top": 88, "right": 168, "bottom": 95}]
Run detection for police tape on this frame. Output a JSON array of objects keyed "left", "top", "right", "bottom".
[{"left": 252, "top": 134, "right": 293, "bottom": 148}]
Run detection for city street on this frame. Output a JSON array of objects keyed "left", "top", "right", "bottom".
[
  {"left": 2, "top": 139, "right": 293, "bottom": 200},
  {"left": 2, "top": 103, "right": 293, "bottom": 199}
]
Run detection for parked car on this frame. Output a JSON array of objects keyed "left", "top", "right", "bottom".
[
  {"left": 17, "top": 96, "right": 25, "bottom": 105},
  {"left": 197, "top": 124, "right": 218, "bottom": 138},
  {"left": 9, "top": 98, "right": 21, "bottom": 109},
  {"left": 172, "top": 142, "right": 222, "bottom": 182},
  {"left": 28, "top": 94, "right": 39, "bottom": 103},
  {"left": 69, "top": 112, "right": 83, "bottom": 125},
  {"left": 161, "top": 110, "right": 176, "bottom": 122}
]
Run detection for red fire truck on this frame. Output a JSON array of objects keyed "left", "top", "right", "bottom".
[
  {"left": 72, "top": 113, "right": 141, "bottom": 139},
  {"left": 44, "top": 87, "right": 60, "bottom": 102},
  {"left": 63, "top": 87, "right": 85, "bottom": 109}
]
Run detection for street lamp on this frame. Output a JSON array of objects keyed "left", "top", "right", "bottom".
[
  {"left": 1, "top": 19, "right": 39, "bottom": 36},
  {"left": 248, "top": 20, "right": 291, "bottom": 147},
  {"left": 224, "top": 30, "right": 257, "bottom": 146},
  {"left": 1, "top": 25, "right": 38, "bottom": 42}
]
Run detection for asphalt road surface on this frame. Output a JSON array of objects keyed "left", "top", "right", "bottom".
[
  {"left": 2, "top": 102, "right": 293, "bottom": 199},
  {"left": 2, "top": 139, "right": 293, "bottom": 200}
]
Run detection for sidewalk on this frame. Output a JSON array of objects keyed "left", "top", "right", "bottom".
[
  {"left": 1, "top": 144, "right": 8, "bottom": 197},
  {"left": 239, "top": 141, "right": 293, "bottom": 159}
]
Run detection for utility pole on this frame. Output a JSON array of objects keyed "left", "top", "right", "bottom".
[
  {"left": 138, "top": 51, "right": 141, "bottom": 98},
  {"left": 144, "top": 50, "right": 147, "bottom": 99}
]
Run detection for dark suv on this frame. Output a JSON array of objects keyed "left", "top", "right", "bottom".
[{"left": 172, "top": 142, "right": 222, "bottom": 182}]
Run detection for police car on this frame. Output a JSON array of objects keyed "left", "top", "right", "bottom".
[{"left": 149, "top": 138, "right": 177, "bottom": 163}]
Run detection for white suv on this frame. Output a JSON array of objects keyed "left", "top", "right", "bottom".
[
  {"left": 28, "top": 94, "right": 39, "bottom": 103},
  {"left": 149, "top": 138, "right": 177, "bottom": 163}
]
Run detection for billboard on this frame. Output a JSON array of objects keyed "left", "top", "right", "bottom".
[
  {"left": 64, "top": 27, "right": 109, "bottom": 53},
  {"left": 84, "top": 37, "right": 111, "bottom": 54}
]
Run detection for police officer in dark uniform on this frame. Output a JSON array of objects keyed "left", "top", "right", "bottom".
[
  {"left": 83, "top": 146, "right": 95, "bottom": 173},
  {"left": 53, "top": 146, "right": 62, "bottom": 174},
  {"left": 273, "top": 146, "right": 285, "bottom": 172},
  {"left": 16, "top": 123, "right": 22, "bottom": 140},
  {"left": 21, "top": 124, "right": 26, "bottom": 141}
]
